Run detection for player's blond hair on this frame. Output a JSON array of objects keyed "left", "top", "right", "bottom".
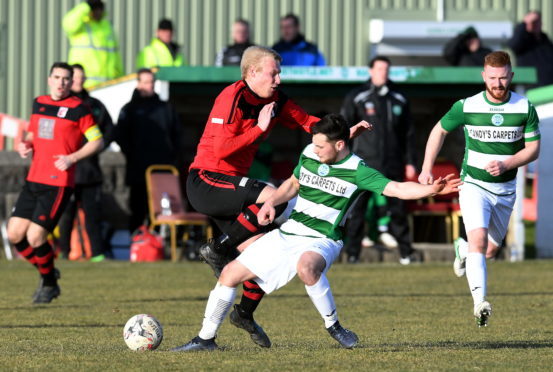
[{"left": 240, "top": 46, "right": 282, "bottom": 79}]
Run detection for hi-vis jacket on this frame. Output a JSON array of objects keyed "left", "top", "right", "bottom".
[
  {"left": 62, "top": 2, "right": 123, "bottom": 89},
  {"left": 135, "top": 38, "right": 185, "bottom": 69}
]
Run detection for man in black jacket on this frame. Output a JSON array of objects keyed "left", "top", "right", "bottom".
[
  {"left": 341, "top": 56, "right": 418, "bottom": 264},
  {"left": 215, "top": 19, "right": 255, "bottom": 66},
  {"left": 58, "top": 63, "right": 114, "bottom": 262},
  {"left": 508, "top": 10, "right": 553, "bottom": 87},
  {"left": 443, "top": 26, "right": 492, "bottom": 66},
  {"left": 115, "top": 68, "right": 182, "bottom": 233}
]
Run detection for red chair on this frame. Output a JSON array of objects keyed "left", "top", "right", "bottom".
[
  {"left": 0, "top": 113, "right": 5, "bottom": 150},
  {"left": 407, "top": 160, "right": 461, "bottom": 243},
  {"left": 0, "top": 114, "right": 26, "bottom": 151},
  {"left": 523, "top": 166, "right": 537, "bottom": 221},
  {"left": 145, "top": 165, "right": 212, "bottom": 261}
]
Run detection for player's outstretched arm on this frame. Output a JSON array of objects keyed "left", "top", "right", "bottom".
[
  {"left": 383, "top": 174, "right": 462, "bottom": 200},
  {"left": 419, "top": 122, "right": 448, "bottom": 184},
  {"left": 258, "top": 175, "right": 300, "bottom": 226},
  {"left": 349, "top": 120, "right": 372, "bottom": 139}
]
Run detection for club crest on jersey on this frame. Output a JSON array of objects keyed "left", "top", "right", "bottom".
[
  {"left": 364, "top": 102, "right": 375, "bottom": 116},
  {"left": 491, "top": 114, "right": 504, "bottom": 126},
  {"left": 392, "top": 104, "right": 402, "bottom": 116},
  {"left": 57, "top": 107, "right": 68, "bottom": 118},
  {"left": 317, "top": 164, "right": 330, "bottom": 176}
]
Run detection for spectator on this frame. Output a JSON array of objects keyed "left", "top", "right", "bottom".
[
  {"left": 215, "top": 19, "right": 255, "bottom": 66},
  {"left": 62, "top": 0, "right": 123, "bottom": 89},
  {"left": 443, "top": 26, "right": 492, "bottom": 66},
  {"left": 358, "top": 193, "right": 398, "bottom": 251},
  {"left": 341, "top": 56, "right": 418, "bottom": 265},
  {"left": 272, "top": 13, "right": 325, "bottom": 66},
  {"left": 57, "top": 64, "right": 114, "bottom": 262},
  {"left": 508, "top": 10, "right": 553, "bottom": 87},
  {"left": 136, "top": 18, "right": 185, "bottom": 69},
  {"left": 115, "top": 69, "right": 182, "bottom": 233}
]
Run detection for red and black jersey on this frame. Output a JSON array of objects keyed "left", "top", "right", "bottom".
[
  {"left": 27, "top": 95, "right": 96, "bottom": 187},
  {"left": 190, "top": 80, "right": 319, "bottom": 176}
]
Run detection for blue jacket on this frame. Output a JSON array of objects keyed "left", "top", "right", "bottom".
[{"left": 272, "top": 35, "right": 326, "bottom": 66}]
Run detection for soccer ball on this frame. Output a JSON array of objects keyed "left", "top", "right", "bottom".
[{"left": 123, "top": 314, "right": 163, "bottom": 351}]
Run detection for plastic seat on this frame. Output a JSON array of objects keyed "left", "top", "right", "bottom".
[
  {"left": 145, "top": 165, "right": 212, "bottom": 261},
  {"left": 407, "top": 160, "right": 461, "bottom": 243},
  {"left": 523, "top": 165, "right": 537, "bottom": 222}
]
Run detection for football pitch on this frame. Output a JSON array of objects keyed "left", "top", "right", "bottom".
[{"left": 1, "top": 259, "right": 552, "bottom": 371}]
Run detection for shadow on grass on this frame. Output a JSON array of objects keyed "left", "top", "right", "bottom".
[
  {"left": 117, "top": 295, "right": 209, "bottom": 303},
  {"left": 0, "top": 304, "right": 95, "bottom": 311},
  {"left": 271, "top": 291, "right": 553, "bottom": 299},
  {"left": 378, "top": 340, "right": 553, "bottom": 351},
  {"left": 0, "top": 323, "right": 121, "bottom": 329},
  {"left": 0, "top": 295, "right": 210, "bottom": 310}
]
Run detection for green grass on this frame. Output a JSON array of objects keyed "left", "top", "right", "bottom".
[{"left": 1, "top": 260, "right": 553, "bottom": 371}]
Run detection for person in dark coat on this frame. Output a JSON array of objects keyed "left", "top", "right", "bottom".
[
  {"left": 508, "top": 10, "right": 553, "bottom": 87},
  {"left": 215, "top": 19, "right": 255, "bottom": 66},
  {"left": 341, "top": 56, "right": 418, "bottom": 264},
  {"left": 443, "top": 26, "right": 492, "bottom": 66},
  {"left": 58, "top": 63, "right": 114, "bottom": 262},
  {"left": 115, "top": 68, "right": 182, "bottom": 233}
]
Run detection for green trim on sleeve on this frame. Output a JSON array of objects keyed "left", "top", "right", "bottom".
[
  {"left": 440, "top": 99, "right": 465, "bottom": 132},
  {"left": 524, "top": 102, "right": 541, "bottom": 142}
]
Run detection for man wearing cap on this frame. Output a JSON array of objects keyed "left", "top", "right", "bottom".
[{"left": 136, "top": 19, "right": 185, "bottom": 69}]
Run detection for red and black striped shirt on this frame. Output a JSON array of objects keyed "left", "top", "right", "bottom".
[
  {"left": 190, "top": 80, "right": 319, "bottom": 176},
  {"left": 27, "top": 95, "right": 96, "bottom": 187}
]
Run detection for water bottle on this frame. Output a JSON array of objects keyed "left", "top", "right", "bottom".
[{"left": 160, "top": 192, "right": 172, "bottom": 216}]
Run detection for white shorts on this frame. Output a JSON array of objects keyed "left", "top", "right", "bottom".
[
  {"left": 459, "top": 182, "right": 516, "bottom": 246},
  {"left": 237, "top": 229, "right": 342, "bottom": 294}
]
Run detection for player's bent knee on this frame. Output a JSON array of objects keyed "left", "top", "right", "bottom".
[
  {"left": 219, "top": 260, "right": 254, "bottom": 288},
  {"left": 6, "top": 218, "right": 28, "bottom": 244},
  {"left": 7, "top": 229, "right": 24, "bottom": 244},
  {"left": 26, "top": 225, "right": 48, "bottom": 248},
  {"left": 297, "top": 253, "right": 325, "bottom": 286},
  {"left": 26, "top": 234, "right": 47, "bottom": 248},
  {"left": 297, "top": 268, "right": 321, "bottom": 286}
]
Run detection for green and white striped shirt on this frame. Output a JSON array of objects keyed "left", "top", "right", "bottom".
[
  {"left": 280, "top": 144, "right": 391, "bottom": 241},
  {"left": 440, "top": 91, "right": 540, "bottom": 195}
]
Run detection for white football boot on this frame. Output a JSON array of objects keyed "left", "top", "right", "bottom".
[
  {"left": 474, "top": 301, "right": 492, "bottom": 327},
  {"left": 379, "top": 232, "right": 398, "bottom": 248},
  {"left": 453, "top": 237, "right": 467, "bottom": 277}
]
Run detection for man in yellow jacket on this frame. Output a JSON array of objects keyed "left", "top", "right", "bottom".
[
  {"left": 136, "top": 19, "right": 185, "bottom": 69},
  {"left": 63, "top": 0, "right": 124, "bottom": 89}
]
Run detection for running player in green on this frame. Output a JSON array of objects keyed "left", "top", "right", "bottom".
[
  {"left": 419, "top": 51, "right": 540, "bottom": 327},
  {"left": 172, "top": 114, "right": 460, "bottom": 351}
]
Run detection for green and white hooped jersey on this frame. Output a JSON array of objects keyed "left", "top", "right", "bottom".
[
  {"left": 440, "top": 91, "right": 540, "bottom": 195},
  {"left": 279, "top": 144, "right": 391, "bottom": 241}
]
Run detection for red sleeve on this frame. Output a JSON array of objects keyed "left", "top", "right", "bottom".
[
  {"left": 212, "top": 122, "right": 264, "bottom": 159},
  {"left": 28, "top": 115, "right": 38, "bottom": 136},
  {"left": 79, "top": 112, "right": 95, "bottom": 133},
  {"left": 279, "top": 99, "right": 320, "bottom": 133},
  {"left": 208, "top": 94, "right": 264, "bottom": 159}
]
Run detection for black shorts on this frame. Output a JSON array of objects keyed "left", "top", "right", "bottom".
[
  {"left": 11, "top": 181, "right": 73, "bottom": 232},
  {"left": 186, "top": 169, "right": 267, "bottom": 231}
]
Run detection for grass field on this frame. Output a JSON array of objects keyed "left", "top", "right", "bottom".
[{"left": 1, "top": 259, "right": 553, "bottom": 371}]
